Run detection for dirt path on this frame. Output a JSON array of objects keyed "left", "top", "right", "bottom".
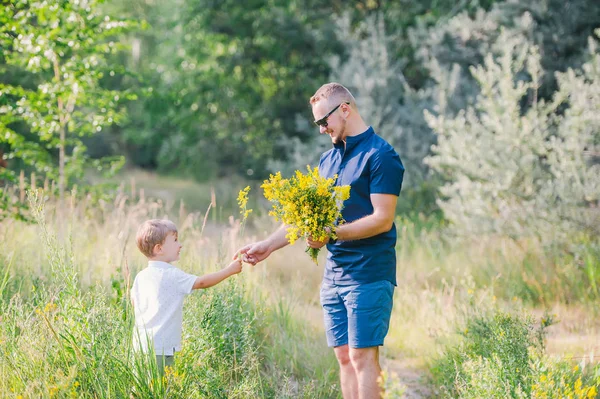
[{"left": 382, "top": 357, "right": 433, "bottom": 399}]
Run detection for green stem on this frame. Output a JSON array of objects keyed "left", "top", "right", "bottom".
[{"left": 305, "top": 246, "right": 320, "bottom": 265}]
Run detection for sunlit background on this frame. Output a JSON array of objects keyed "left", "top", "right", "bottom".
[{"left": 1, "top": 0, "right": 599, "bottom": 398}]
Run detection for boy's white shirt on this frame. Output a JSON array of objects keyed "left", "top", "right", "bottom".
[{"left": 131, "top": 260, "right": 197, "bottom": 356}]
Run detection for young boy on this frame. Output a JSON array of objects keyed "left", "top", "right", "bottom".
[{"left": 131, "top": 219, "right": 242, "bottom": 374}]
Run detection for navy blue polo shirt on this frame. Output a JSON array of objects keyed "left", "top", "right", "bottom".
[{"left": 318, "top": 126, "right": 404, "bottom": 286}]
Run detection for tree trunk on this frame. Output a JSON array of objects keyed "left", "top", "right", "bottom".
[
  {"left": 59, "top": 125, "right": 65, "bottom": 201},
  {"left": 0, "top": 149, "right": 7, "bottom": 168},
  {"left": 54, "top": 57, "right": 65, "bottom": 201}
]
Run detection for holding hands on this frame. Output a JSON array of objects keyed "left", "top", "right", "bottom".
[
  {"left": 235, "top": 240, "right": 273, "bottom": 266},
  {"left": 235, "top": 225, "right": 333, "bottom": 266},
  {"left": 235, "top": 224, "right": 290, "bottom": 266}
]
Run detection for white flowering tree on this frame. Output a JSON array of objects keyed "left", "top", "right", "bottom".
[
  {"left": 425, "top": 29, "right": 600, "bottom": 241},
  {"left": 328, "top": 13, "right": 435, "bottom": 186}
]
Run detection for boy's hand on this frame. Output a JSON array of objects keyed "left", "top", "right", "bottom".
[{"left": 227, "top": 259, "right": 243, "bottom": 275}]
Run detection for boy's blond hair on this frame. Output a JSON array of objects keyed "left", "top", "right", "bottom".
[
  {"left": 310, "top": 82, "right": 357, "bottom": 110},
  {"left": 136, "top": 219, "right": 178, "bottom": 258}
]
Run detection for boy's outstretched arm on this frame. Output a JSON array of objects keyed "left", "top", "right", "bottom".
[{"left": 192, "top": 259, "right": 242, "bottom": 290}]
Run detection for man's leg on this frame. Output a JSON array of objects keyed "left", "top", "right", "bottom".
[
  {"left": 349, "top": 346, "right": 381, "bottom": 399},
  {"left": 321, "top": 282, "right": 357, "bottom": 398},
  {"left": 343, "top": 280, "right": 395, "bottom": 399},
  {"left": 334, "top": 344, "right": 358, "bottom": 399},
  {"left": 155, "top": 354, "right": 174, "bottom": 378}
]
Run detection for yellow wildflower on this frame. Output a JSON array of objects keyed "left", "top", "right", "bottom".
[
  {"left": 237, "top": 186, "right": 253, "bottom": 220},
  {"left": 262, "top": 166, "right": 351, "bottom": 263},
  {"left": 236, "top": 186, "right": 254, "bottom": 240},
  {"left": 44, "top": 302, "right": 57, "bottom": 313}
]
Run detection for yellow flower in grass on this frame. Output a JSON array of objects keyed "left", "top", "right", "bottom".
[
  {"left": 36, "top": 302, "right": 58, "bottom": 316},
  {"left": 236, "top": 186, "right": 254, "bottom": 243},
  {"left": 262, "top": 166, "right": 351, "bottom": 264},
  {"left": 163, "top": 365, "right": 183, "bottom": 387},
  {"left": 44, "top": 302, "right": 58, "bottom": 313},
  {"left": 237, "top": 186, "right": 253, "bottom": 220}
]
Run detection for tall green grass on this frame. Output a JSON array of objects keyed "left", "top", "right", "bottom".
[
  {"left": 2, "top": 174, "right": 599, "bottom": 398},
  {"left": 0, "top": 189, "right": 339, "bottom": 398},
  {"left": 395, "top": 215, "right": 600, "bottom": 306}
]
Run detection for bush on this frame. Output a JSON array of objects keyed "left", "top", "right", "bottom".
[
  {"left": 432, "top": 311, "right": 600, "bottom": 399},
  {"left": 432, "top": 311, "right": 538, "bottom": 398}
]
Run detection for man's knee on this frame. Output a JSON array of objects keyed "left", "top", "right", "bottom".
[
  {"left": 349, "top": 347, "right": 378, "bottom": 370},
  {"left": 334, "top": 345, "right": 352, "bottom": 367}
]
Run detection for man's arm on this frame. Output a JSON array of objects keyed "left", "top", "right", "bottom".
[
  {"left": 264, "top": 224, "right": 290, "bottom": 251},
  {"left": 307, "top": 194, "right": 398, "bottom": 248},
  {"left": 335, "top": 193, "right": 398, "bottom": 241}
]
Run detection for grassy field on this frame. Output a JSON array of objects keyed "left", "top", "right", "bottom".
[{"left": 1, "top": 171, "right": 599, "bottom": 398}]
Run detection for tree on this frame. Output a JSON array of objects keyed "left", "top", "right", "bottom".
[
  {"left": 99, "top": 0, "right": 504, "bottom": 182},
  {"left": 425, "top": 29, "right": 600, "bottom": 241},
  {"left": 409, "top": 0, "right": 600, "bottom": 113},
  {"left": 0, "top": 0, "right": 139, "bottom": 199},
  {"left": 103, "top": 0, "right": 340, "bottom": 181}
]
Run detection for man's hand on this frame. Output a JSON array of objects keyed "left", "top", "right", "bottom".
[
  {"left": 235, "top": 240, "right": 272, "bottom": 265},
  {"left": 306, "top": 235, "right": 328, "bottom": 249}
]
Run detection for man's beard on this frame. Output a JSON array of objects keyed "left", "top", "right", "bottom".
[{"left": 331, "top": 119, "right": 346, "bottom": 144}]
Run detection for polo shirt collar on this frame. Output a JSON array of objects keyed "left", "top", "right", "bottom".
[
  {"left": 335, "top": 126, "right": 374, "bottom": 151},
  {"left": 148, "top": 260, "right": 174, "bottom": 269}
]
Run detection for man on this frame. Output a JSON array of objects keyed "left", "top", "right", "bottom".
[{"left": 238, "top": 82, "right": 404, "bottom": 399}]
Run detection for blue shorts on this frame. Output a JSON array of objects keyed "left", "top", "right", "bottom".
[{"left": 320, "top": 280, "right": 394, "bottom": 349}]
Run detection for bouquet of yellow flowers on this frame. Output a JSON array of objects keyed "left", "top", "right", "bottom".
[{"left": 262, "top": 166, "right": 351, "bottom": 264}]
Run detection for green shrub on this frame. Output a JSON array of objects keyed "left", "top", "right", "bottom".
[
  {"left": 432, "top": 311, "right": 538, "bottom": 398},
  {"left": 432, "top": 311, "right": 600, "bottom": 399}
]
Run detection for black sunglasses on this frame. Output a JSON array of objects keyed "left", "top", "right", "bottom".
[{"left": 314, "top": 102, "right": 350, "bottom": 127}]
